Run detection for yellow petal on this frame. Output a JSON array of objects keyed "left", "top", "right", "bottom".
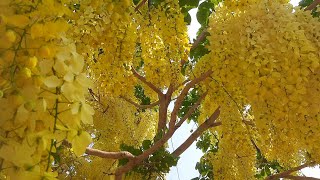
[
  {"left": 80, "top": 103, "right": 94, "bottom": 124},
  {"left": 72, "top": 131, "right": 92, "bottom": 156},
  {"left": 6, "top": 15, "right": 30, "bottom": 28},
  {"left": 43, "top": 76, "right": 62, "bottom": 88}
]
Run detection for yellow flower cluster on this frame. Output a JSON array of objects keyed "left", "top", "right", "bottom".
[
  {"left": 139, "top": 0, "right": 190, "bottom": 88},
  {"left": 67, "top": 1, "right": 170, "bottom": 177},
  {"left": 0, "top": 0, "right": 93, "bottom": 179},
  {"left": 198, "top": 85, "right": 256, "bottom": 180},
  {"left": 194, "top": 0, "right": 320, "bottom": 178},
  {"left": 73, "top": 103, "right": 158, "bottom": 177},
  {"left": 72, "top": 0, "right": 138, "bottom": 97},
  {"left": 75, "top": 97, "right": 157, "bottom": 179},
  {"left": 69, "top": 1, "right": 190, "bottom": 177},
  {"left": 223, "top": 0, "right": 289, "bottom": 10}
]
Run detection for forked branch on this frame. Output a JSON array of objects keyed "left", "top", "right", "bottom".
[
  {"left": 114, "top": 101, "right": 219, "bottom": 180},
  {"left": 174, "top": 91, "right": 208, "bottom": 130},
  {"left": 170, "top": 70, "right": 213, "bottom": 128},
  {"left": 114, "top": 124, "right": 177, "bottom": 179},
  {"left": 87, "top": 70, "right": 217, "bottom": 180},
  {"left": 157, "top": 83, "right": 175, "bottom": 132}
]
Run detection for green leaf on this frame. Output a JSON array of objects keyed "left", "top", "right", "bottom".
[
  {"left": 149, "top": 0, "right": 165, "bottom": 7},
  {"left": 133, "top": 0, "right": 140, "bottom": 5},
  {"left": 184, "top": 12, "right": 192, "bottom": 25},
  {"left": 134, "top": 85, "right": 151, "bottom": 106},
  {"left": 254, "top": 174, "right": 263, "bottom": 179},
  {"left": 142, "top": 140, "right": 152, "bottom": 150},
  {"left": 179, "top": 0, "right": 200, "bottom": 25},
  {"left": 179, "top": 0, "right": 200, "bottom": 8},
  {"left": 51, "top": 152, "right": 60, "bottom": 164},
  {"left": 178, "top": 88, "right": 201, "bottom": 123},
  {"left": 265, "top": 167, "right": 271, "bottom": 176},
  {"left": 196, "top": 1, "right": 215, "bottom": 26},
  {"left": 153, "top": 128, "right": 165, "bottom": 141},
  {"left": 190, "top": 44, "right": 210, "bottom": 63},
  {"left": 299, "top": 0, "right": 314, "bottom": 7},
  {"left": 120, "top": 143, "right": 143, "bottom": 156}
]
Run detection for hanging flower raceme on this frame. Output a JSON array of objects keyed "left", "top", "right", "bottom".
[
  {"left": 194, "top": 0, "right": 320, "bottom": 179},
  {"left": 0, "top": 1, "right": 94, "bottom": 179}
]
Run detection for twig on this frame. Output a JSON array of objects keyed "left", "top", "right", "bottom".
[
  {"left": 88, "top": 88, "right": 109, "bottom": 113},
  {"left": 85, "top": 148, "right": 135, "bottom": 159},
  {"left": 120, "top": 96, "right": 160, "bottom": 109},
  {"left": 135, "top": 0, "right": 148, "bottom": 11},
  {"left": 131, "top": 67, "right": 163, "bottom": 96}
]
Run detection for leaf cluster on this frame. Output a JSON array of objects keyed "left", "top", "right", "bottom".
[
  {"left": 191, "top": 161, "right": 213, "bottom": 180},
  {"left": 134, "top": 85, "right": 151, "bottom": 106},
  {"left": 178, "top": 88, "right": 201, "bottom": 123},
  {"left": 254, "top": 150, "right": 283, "bottom": 179},
  {"left": 119, "top": 138, "right": 179, "bottom": 178},
  {"left": 192, "top": 131, "right": 219, "bottom": 180},
  {"left": 179, "top": 0, "right": 200, "bottom": 25}
]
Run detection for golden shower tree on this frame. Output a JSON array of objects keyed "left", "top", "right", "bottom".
[{"left": 0, "top": 0, "right": 319, "bottom": 179}]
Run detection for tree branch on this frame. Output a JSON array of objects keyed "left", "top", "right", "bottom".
[
  {"left": 85, "top": 148, "right": 135, "bottom": 159},
  {"left": 88, "top": 88, "right": 109, "bottom": 113},
  {"left": 115, "top": 88, "right": 200, "bottom": 179},
  {"left": 131, "top": 67, "right": 163, "bottom": 96},
  {"left": 172, "top": 107, "right": 221, "bottom": 157},
  {"left": 114, "top": 122, "right": 177, "bottom": 179},
  {"left": 174, "top": 91, "right": 208, "bottom": 130},
  {"left": 266, "top": 162, "right": 316, "bottom": 180},
  {"left": 170, "top": 70, "right": 213, "bottom": 129},
  {"left": 305, "top": 0, "right": 320, "bottom": 11},
  {"left": 89, "top": 95, "right": 219, "bottom": 180},
  {"left": 120, "top": 96, "right": 160, "bottom": 109},
  {"left": 284, "top": 175, "right": 320, "bottom": 180},
  {"left": 191, "top": 30, "right": 209, "bottom": 50},
  {"left": 157, "top": 83, "right": 174, "bottom": 132},
  {"left": 90, "top": 71, "right": 215, "bottom": 180}
]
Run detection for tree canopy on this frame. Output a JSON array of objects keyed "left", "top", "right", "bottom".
[{"left": 0, "top": 0, "right": 319, "bottom": 180}]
